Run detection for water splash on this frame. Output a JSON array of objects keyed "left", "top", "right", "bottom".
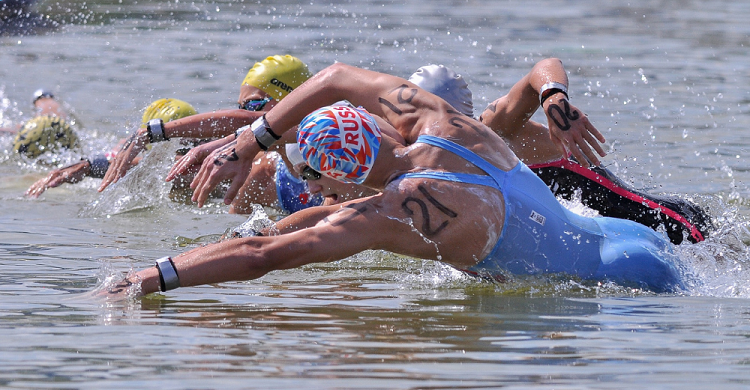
[
  {"left": 225, "top": 204, "right": 276, "bottom": 239},
  {"left": 86, "top": 259, "right": 142, "bottom": 304},
  {"left": 675, "top": 194, "right": 750, "bottom": 298},
  {"left": 79, "top": 142, "right": 179, "bottom": 217}
]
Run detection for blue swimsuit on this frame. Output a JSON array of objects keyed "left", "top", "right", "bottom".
[
  {"left": 275, "top": 159, "right": 323, "bottom": 214},
  {"left": 400, "top": 135, "right": 683, "bottom": 292}
]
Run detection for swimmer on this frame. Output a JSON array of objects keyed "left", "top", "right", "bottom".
[
  {"left": 228, "top": 143, "right": 377, "bottom": 228},
  {"left": 25, "top": 98, "right": 197, "bottom": 198},
  {"left": 102, "top": 63, "right": 685, "bottom": 300},
  {"left": 98, "top": 54, "right": 322, "bottom": 216},
  {"left": 3, "top": 89, "right": 80, "bottom": 161},
  {"left": 408, "top": 61, "right": 711, "bottom": 245}
]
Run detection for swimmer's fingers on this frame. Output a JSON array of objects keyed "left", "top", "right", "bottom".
[
  {"left": 222, "top": 172, "right": 248, "bottom": 207},
  {"left": 26, "top": 162, "right": 89, "bottom": 198},
  {"left": 190, "top": 163, "right": 209, "bottom": 206},
  {"left": 190, "top": 153, "right": 227, "bottom": 207},
  {"left": 546, "top": 102, "right": 607, "bottom": 167},
  {"left": 568, "top": 136, "right": 596, "bottom": 168},
  {"left": 89, "top": 276, "right": 141, "bottom": 301},
  {"left": 582, "top": 126, "right": 607, "bottom": 160},
  {"left": 25, "top": 175, "right": 54, "bottom": 198},
  {"left": 189, "top": 148, "right": 216, "bottom": 191},
  {"left": 191, "top": 143, "right": 252, "bottom": 207},
  {"left": 168, "top": 136, "right": 233, "bottom": 182},
  {"left": 571, "top": 118, "right": 606, "bottom": 167},
  {"left": 548, "top": 129, "right": 571, "bottom": 161},
  {"left": 166, "top": 152, "right": 198, "bottom": 182},
  {"left": 98, "top": 131, "right": 147, "bottom": 192}
]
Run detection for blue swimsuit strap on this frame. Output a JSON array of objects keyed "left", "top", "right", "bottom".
[
  {"left": 409, "top": 135, "right": 510, "bottom": 187},
  {"left": 400, "top": 171, "right": 498, "bottom": 188}
]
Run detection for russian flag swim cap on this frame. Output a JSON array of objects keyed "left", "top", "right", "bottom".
[{"left": 297, "top": 104, "right": 382, "bottom": 184}]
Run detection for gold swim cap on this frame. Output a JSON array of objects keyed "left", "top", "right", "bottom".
[
  {"left": 13, "top": 115, "right": 79, "bottom": 158},
  {"left": 141, "top": 98, "right": 198, "bottom": 127},
  {"left": 242, "top": 55, "right": 312, "bottom": 101}
]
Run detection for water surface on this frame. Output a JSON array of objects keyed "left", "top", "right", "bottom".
[{"left": 2, "top": 0, "right": 750, "bottom": 388}]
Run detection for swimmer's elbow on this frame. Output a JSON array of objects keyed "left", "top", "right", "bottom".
[
  {"left": 315, "top": 63, "right": 352, "bottom": 87},
  {"left": 314, "top": 62, "right": 361, "bottom": 96}
]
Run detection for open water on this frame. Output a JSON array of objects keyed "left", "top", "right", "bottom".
[{"left": 2, "top": 0, "right": 750, "bottom": 388}]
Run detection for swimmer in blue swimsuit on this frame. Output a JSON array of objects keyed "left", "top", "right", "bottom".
[
  {"left": 410, "top": 62, "right": 711, "bottom": 245},
  {"left": 403, "top": 135, "right": 682, "bottom": 292},
  {"left": 108, "top": 63, "right": 687, "bottom": 299}
]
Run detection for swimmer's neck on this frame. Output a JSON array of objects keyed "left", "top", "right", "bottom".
[{"left": 363, "top": 137, "right": 415, "bottom": 190}]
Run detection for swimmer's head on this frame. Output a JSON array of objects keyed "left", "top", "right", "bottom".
[
  {"left": 32, "top": 88, "right": 54, "bottom": 104},
  {"left": 409, "top": 64, "right": 473, "bottom": 117},
  {"left": 141, "top": 98, "right": 197, "bottom": 127},
  {"left": 13, "top": 115, "right": 78, "bottom": 158},
  {"left": 297, "top": 103, "right": 382, "bottom": 184},
  {"left": 242, "top": 55, "right": 312, "bottom": 101}
]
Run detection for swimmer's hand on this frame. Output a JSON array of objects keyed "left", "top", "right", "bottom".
[
  {"left": 25, "top": 160, "right": 91, "bottom": 198},
  {"left": 543, "top": 97, "right": 606, "bottom": 168},
  {"left": 89, "top": 276, "right": 143, "bottom": 301},
  {"left": 189, "top": 138, "right": 254, "bottom": 207},
  {"left": 165, "top": 136, "right": 234, "bottom": 183},
  {"left": 98, "top": 128, "right": 149, "bottom": 192}
]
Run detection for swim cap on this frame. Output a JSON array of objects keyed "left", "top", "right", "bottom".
[
  {"left": 285, "top": 143, "right": 306, "bottom": 168},
  {"left": 141, "top": 98, "right": 197, "bottom": 126},
  {"left": 297, "top": 104, "right": 382, "bottom": 184},
  {"left": 13, "top": 115, "right": 78, "bottom": 158},
  {"left": 32, "top": 88, "right": 54, "bottom": 104},
  {"left": 242, "top": 55, "right": 312, "bottom": 101},
  {"left": 409, "top": 64, "right": 474, "bottom": 117}
]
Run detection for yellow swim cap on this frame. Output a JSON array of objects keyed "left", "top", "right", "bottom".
[
  {"left": 242, "top": 55, "right": 312, "bottom": 101},
  {"left": 141, "top": 98, "right": 198, "bottom": 127},
  {"left": 13, "top": 115, "right": 79, "bottom": 158}
]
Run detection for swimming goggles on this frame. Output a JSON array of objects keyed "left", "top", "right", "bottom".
[
  {"left": 300, "top": 165, "right": 322, "bottom": 181},
  {"left": 239, "top": 97, "right": 271, "bottom": 111}
]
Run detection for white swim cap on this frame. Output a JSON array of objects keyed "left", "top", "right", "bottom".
[
  {"left": 285, "top": 143, "right": 306, "bottom": 168},
  {"left": 409, "top": 64, "right": 473, "bottom": 117}
]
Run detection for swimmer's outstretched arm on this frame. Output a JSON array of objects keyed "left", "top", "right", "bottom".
[
  {"left": 480, "top": 58, "right": 606, "bottom": 167},
  {"left": 98, "top": 195, "right": 435, "bottom": 299},
  {"left": 26, "top": 160, "right": 91, "bottom": 198},
  {"left": 189, "top": 63, "right": 432, "bottom": 207},
  {"left": 98, "top": 109, "right": 264, "bottom": 192}
]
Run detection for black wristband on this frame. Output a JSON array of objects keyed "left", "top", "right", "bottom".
[
  {"left": 155, "top": 256, "right": 180, "bottom": 292},
  {"left": 88, "top": 155, "right": 110, "bottom": 178},
  {"left": 251, "top": 115, "right": 280, "bottom": 151},
  {"left": 146, "top": 118, "right": 169, "bottom": 143},
  {"left": 540, "top": 88, "right": 569, "bottom": 105},
  {"left": 539, "top": 82, "right": 569, "bottom": 105}
]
